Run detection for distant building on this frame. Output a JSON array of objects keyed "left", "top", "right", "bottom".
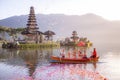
[{"left": 71, "top": 31, "right": 79, "bottom": 43}]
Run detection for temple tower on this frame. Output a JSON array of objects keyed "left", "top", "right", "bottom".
[
  {"left": 26, "top": 6, "right": 39, "bottom": 33},
  {"left": 22, "top": 6, "right": 43, "bottom": 43},
  {"left": 71, "top": 31, "right": 79, "bottom": 43}
]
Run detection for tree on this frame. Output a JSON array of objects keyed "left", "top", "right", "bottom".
[
  {"left": 8, "top": 28, "right": 25, "bottom": 41},
  {"left": 0, "top": 26, "right": 10, "bottom": 40},
  {"left": 0, "top": 26, "right": 25, "bottom": 41}
]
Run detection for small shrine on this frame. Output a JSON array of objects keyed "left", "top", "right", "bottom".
[
  {"left": 61, "top": 31, "right": 92, "bottom": 47},
  {"left": 71, "top": 31, "right": 79, "bottom": 43},
  {"left": 44, "top": 30, "right": 55, "bottom": 41}
]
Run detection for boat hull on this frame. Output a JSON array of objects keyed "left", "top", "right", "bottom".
[{"left": 50, "top": 56, "right": 99, "bottom": 63}]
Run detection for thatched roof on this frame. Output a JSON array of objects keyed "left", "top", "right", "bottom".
[
  {"left": 44, "top": 30, "right": 55, "bottom": 35},
  {"left": 71, "top": 36, "right": 79, "bottom": 39},
  {"left": 21, "top": 30, "right": 43, "bottom": 35}
]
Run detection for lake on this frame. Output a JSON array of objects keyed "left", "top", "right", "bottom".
[{"left": 0, "top": 42, "right": 120, "bottom": 80}]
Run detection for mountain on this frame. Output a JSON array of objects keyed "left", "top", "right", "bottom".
[
  {"left": 0, "top": 13, "right": 108, "bottom": 35},
  {"left": 0, "top": 13, "right": 107, "bottom": 28},
  {"left": 0, "top": 13, "right": 120, "bottom": 46}
]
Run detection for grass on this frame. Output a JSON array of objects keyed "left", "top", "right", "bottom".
[{"left": 18, "top": 42, "right": 60, "bottom": 49}]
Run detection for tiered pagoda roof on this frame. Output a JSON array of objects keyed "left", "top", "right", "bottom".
[
  {"left": 27, "top": 6, "right": 38, "bottom": 29},
  {"left": 22, "top": 6, "right": 39, "bottom": 35}
]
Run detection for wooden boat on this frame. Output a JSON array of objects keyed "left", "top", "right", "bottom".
[{"left": 50, "top": 56, "right": 99, "bottom": 63}]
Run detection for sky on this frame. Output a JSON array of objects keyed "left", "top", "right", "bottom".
[{"left": 1, "top": 0, "right": 120, "bottom": 20}]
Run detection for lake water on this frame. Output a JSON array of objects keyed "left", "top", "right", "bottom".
[{"left": 0, "top": 42, "right": 120, "bottom": 80}]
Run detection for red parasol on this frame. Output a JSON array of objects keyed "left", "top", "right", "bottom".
[{"left": 77, "top": 41, "right": 85, "bottom": 46}]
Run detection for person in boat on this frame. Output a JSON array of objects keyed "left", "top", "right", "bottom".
[
  {"left": 82, "top": 54, "right": 88, "bottom": 59},
  {"left": 78, "top": 50, "right": 83, "bottom": 59},
  {"left": 78, "top": 50, "right": 83, "bottom": 56},
  {"left": 60, "top": 49, "right": 65, "bottom": 58},
  {"left": 82, "top": 50, "right": 88, "bottom": 59},
  {"left": 72, "top": 50, "right": 76, "bottom": 59},
  {"left": 90, "top": 48, "right": 97, "bottom": 58},
  {"left": 67, "top": 51, "right": 71, "bottom": 58}
]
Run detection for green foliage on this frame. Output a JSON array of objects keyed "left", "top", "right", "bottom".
[
  {"left": 18, "top": 42, "right": 60, "bottom": 49},
  {"left": 65, "top": 42, "right": 77, "bottom": 46},
  {"left": 0, "top": 26, "right": 10, "bottom": 32},
  {"left": 15, "top": 28, "right": 25, "bottom": 33}
]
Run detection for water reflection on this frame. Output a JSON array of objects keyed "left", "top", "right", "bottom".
[
  {"left": 0, "top": 63, "right": 30, "bottom": 80},
  {"left": 0, "top": 48, "right": 54, "bottom": 78},
  {"left": 33, "top": 63, "right": 105, "bottom": 80},
  {"left": 0, "top": 47, "right": 107, "bottom": 80}
]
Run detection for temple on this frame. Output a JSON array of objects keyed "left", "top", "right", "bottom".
[
  {"left": 21, "top": 6, "right": 43, "bottom": 43},
  {"left": 2, "top": 6, "right": 59, "bottom": 48},
  {"left": 21, "top": 6, "right": 56, "bottom": 44},
  {"left": 71, "top": 31, "right": 79, "bottom": 43}
]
